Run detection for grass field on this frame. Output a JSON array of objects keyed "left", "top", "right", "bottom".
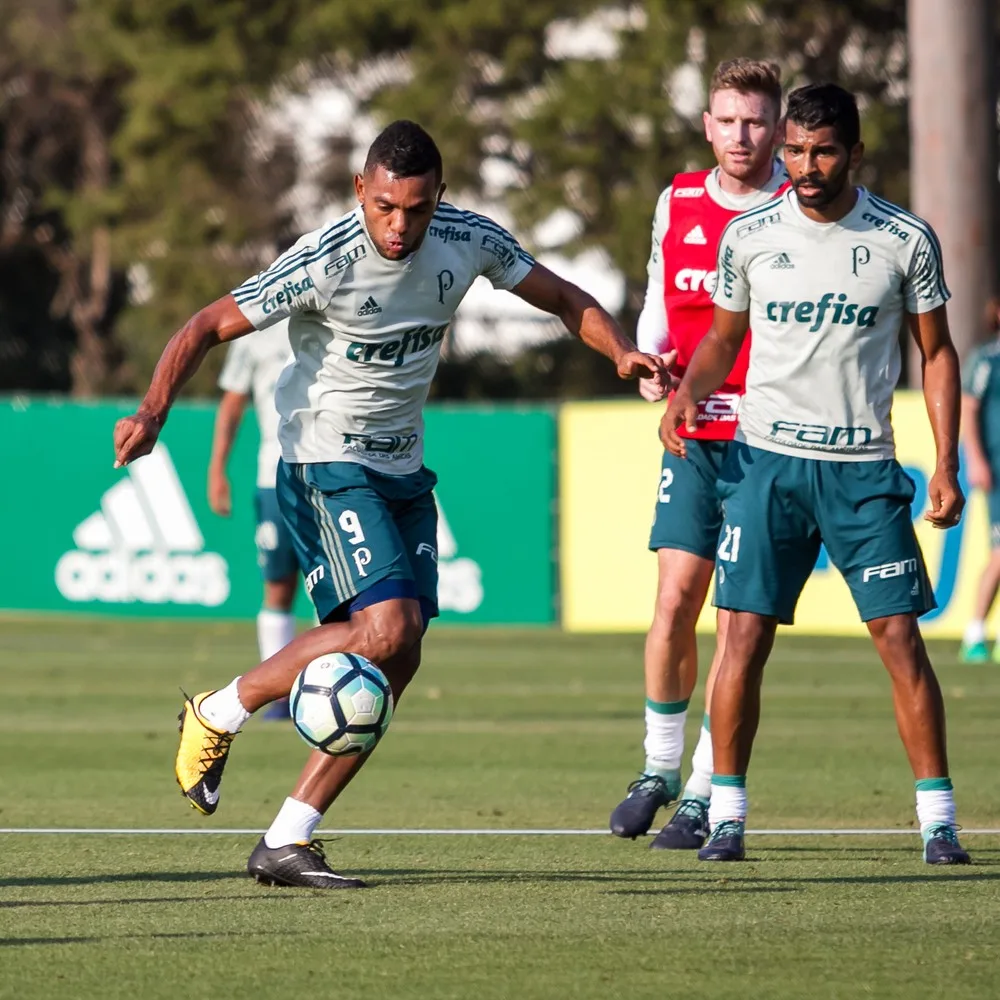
[{"left": 1, "top": 619, "right": 999, "bottom": 999}]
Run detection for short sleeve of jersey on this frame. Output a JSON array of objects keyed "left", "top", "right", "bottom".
[
  {"left": 230, "top": 228, "right": 340, "bottom": 329},
  {"left": 962, "top": 347, "right": 991, "bottom": 400},
  {"left": 710, "top": 223, "right": 751, "bottom": 312},
  {"left": 476, "top": 221, "right": 536, "bottom": 290},
  {"left": 646, "top": 186, "right": 671, "bottom": 280},
  {"left": 217, "top": 337, "right": 253, "bottom": 394},
  {"left": 903, "top": 227, "right": 951, "bottom": 314}
]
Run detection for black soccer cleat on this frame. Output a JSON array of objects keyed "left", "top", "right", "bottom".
[
  {"left": 609, "top": 773, "right": 679, "bottom": 839},
  {"left": 697, "top": 820, "right": 746, "bottom": 861},
  {"left": 922, "top": 824, "right": 971, "bottom": 865},
  {"left": 247, "top": 838, "right": 367, "bottom": 889},
  {"left": 650, "top": 798, "right": 710, "bottom": 850}
]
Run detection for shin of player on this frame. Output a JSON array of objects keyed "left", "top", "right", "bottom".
[
  {"left": 662, "top": 84, "right": 969, "bottom": 865},
  {"left": 209, "top": 322, "right": 299, "bottom": 720},
  {"left": 609, "top": 58, "right": 786, "bottom": 849},
  {"left": 114, "top": 120, "right": 669, "bottom": 889},
  {"left": 958, "top": 298, "right": 1000, "bottom": 662}
]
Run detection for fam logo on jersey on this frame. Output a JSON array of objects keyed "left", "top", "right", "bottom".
[
  {"left": 324, "top": 244, "right": 367, "bottom": 275},
  {"left": 432, "top": 496, "right": 484, "bottom": 614},
  {"left": 261, "top": 277, "right": 314, "bottom": 315},
  {"left": 736, "top": 211, "right": 781, "bottom": 238},
  {"left": 481, "top": 234, "right": 515, "bottom": 269},
  {"left": 55, "top": 445, "right": 230, "bottom": 607},
  {"left": 428, "top": 224, "right": 472, "bottom": 243},
  {"left": 764, "top": 294, "right": 880, "bottom": 332}
]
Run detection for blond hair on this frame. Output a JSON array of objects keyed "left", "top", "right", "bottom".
[{"left": 709, "top": 58, "right": 782, "bottom": 113}]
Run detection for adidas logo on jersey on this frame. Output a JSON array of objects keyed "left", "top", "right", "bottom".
[
  {"left": 682, "top": 225, "right": 707, "bottom": 245},
  {"left": 55, "top": 445, "right": 230, "bottom": 607},
  {"left": 769, "top": 253, "right": 795, "bottom": 269},
  {"left": 357, "top": 295, "right": 382, "bottom": 316}
]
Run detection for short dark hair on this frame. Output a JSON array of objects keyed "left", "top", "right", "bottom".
[
  {"left": 709, "top": 58, "right": 782, "bottom": 114},
  {"left": 785, "top": 84, "right": 861, "bottom": 149},
  {"left": 364, "top": 120, "right": 443, "bottom": 184}
]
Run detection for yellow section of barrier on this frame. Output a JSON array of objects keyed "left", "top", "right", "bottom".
[{"left": 559, "top": 393, "right": 988, "bottom": 637}]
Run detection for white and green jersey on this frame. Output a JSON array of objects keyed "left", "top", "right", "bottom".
[
  {"left": 711, "top": 186, "right": 950, "bottom": 461},
  {"left": 232, "top": 203, "right": 535, "bottom": 474},
  {"left": 217, "top": 321, "right": 292, "bottom": 488}
]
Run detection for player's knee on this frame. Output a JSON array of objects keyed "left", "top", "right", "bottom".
[
  {"left": 358, "top": 601, "right": 423, "bottom": 662},
  {"left": 653, "top": 579, "right": 703, "bottom": 632},
  {"left": 723, "top": 612, "right": 774, "bottom": 663},
  {"left": 868, "top": 613, "right": 922, "bottom": 663}
]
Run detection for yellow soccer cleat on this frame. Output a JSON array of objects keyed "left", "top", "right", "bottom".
[{"left": 175, "top": 691, "right": 238, "bottom": 815}]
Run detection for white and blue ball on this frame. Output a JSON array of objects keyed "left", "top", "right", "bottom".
[{"left": 290, "top": 652, "right": 394, "bottom": 756}]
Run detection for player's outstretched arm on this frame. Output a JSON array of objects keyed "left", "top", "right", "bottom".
[
  {"left": 908, "top": 305, "right": 964, "bottom": 528},
  {"left": 660, "top": 304, "right": 748, "bottom": 458},
  {"left": 509, "top": 264, "right": 669, "bottom": 384},
  {"left": 114, "top": 294, "right": 254, "bottom": 468}
]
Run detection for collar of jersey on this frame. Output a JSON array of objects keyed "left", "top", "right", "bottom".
[
  {"left": 706, "top": 159, "right": 787, "bottom": 210},
  {"left": 785, "top": 185, "right": 868, "bottom": 230}
]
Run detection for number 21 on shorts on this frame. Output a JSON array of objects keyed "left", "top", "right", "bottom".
[{"left": 718, "top": 524, "right": 742, "bottom": 563}]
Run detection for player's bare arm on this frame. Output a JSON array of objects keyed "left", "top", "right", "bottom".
[
  {"left": 960, "top": 393, "right": 992, "bottom": 492},
  {"left": 114, "top": 294, "right": 254, "bottom": 468},
  {"left": 660, "top": 304, "right": 748, "bottom": 457},
  {"left": 908, "top": 304, "right": 964, "bottom": 528},
  {"left": 208, "top": 390, "right": 250, "bottom": 517},
  {"left": 510, "top": 263, "right": 669, "bottom": 384}
]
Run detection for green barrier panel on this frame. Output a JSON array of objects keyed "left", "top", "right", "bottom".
[{"left": 1, "top": 398, "right": 555, "bottom": 624}]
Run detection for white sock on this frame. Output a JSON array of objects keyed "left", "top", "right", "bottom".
[
  {"left": 264, "top": 796, "right": 323, "bottom": 849},
  {"left": 963, "top": 619, "right": 986, "bottom": 646},
  {"left": 708, "top": 778, "right": 747, "bottom": 829},
  {"left": 683, "top": 719, "right": 714, "bottom": 801},
  {"left": 257, "top": 609, "right": 296, "bottom": 661},
  {"left": 916, "top": 781, "right": 956, "bottom": 834},
  {"left": 643, "top": 700, "right": 688, "bottom": 773},
  {"left": 198, "top": 677, "right": 252, "bottom": 733}
]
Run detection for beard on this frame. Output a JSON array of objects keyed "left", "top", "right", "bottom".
[{"left": 793, "top": 160, "right": 851, "bottom": 208}]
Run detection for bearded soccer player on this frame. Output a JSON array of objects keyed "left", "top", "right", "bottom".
[
  {"left": 114, "top": 120, "right": 668, "bottom": 889},
  {"left": 610, "top": 58, "right": 787, "bottom": 850},
  {"left": 662, "top": 84, "right": 970, "bottom": 865}
]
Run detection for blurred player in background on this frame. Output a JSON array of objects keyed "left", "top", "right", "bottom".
[
  {"left": 209, "top": 320, "right": 298, "bottom": 719},
  {"left": 610, "top": 58, "right": 787, "bottom": 850},
  {"left": 959, "top": 297, "right": 1000, "bottom": 662},
  {"left": 114, "top": 120, "right": 668, "bottom": 889},
  {"left": 663, "top": 84, "right": 969, "bottom": 865}
]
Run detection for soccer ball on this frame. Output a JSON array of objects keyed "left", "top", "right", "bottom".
[{"left": 290, "top": 653, "right": 394, "bottom": 756}]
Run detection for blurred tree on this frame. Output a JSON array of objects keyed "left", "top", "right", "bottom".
[{"left": 0, "top": 0, "right": 315, "bottom": 395}]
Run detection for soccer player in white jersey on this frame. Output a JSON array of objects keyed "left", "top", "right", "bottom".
[
  {"left": 662, "top": 84, "right": 970, "bottom": 865},
  {"left": 610, "top": 59, "right": 787, "bottom": 850},
  {"left": 209, "top": 320, "right": 298, "bottom": 719},
  {"left": 113, "top": 120, "right": 668, "bottom": 888}
]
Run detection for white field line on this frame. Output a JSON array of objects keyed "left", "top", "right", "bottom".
[{"left": 1, "top": 827, "right": 999, "bottom": 836}]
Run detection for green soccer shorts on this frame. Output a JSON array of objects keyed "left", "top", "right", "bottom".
[
  {"left": 712, "top": 443, "right": 936, "bottom": 625},
  {"left": 276, "top": 459, "right": 440, "bottom": 626},
  {"left": 649, "top": 439, "right": 730, "bottom": 560}
]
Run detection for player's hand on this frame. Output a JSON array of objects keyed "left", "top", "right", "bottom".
[
  {"left": 925, "top": 465, "right": 965, "bottom": 529},
  {"left": 966, "top": 454, "right": 993, "bottom": 493},
  {"left": 208, "top": 468, "right": 232, "bottom": 517},
  {"left": 659, "top": 389, "right": 698, "bottom": 458},
  {"left": 113, "top": 410, "right": 162, "bottom": 468},
  {"left": 638, "top": 351, "right": 679, "bottom": 402},
  {"left": 617, "top": 349, "right": 674, "bottom": 389}
]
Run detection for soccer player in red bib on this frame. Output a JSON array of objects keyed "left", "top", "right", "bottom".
[{"left": 610, "top": 59, "right": 788, "bottom": 849}]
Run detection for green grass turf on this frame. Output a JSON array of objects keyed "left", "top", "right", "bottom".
[{"left": 1, "top": 618, "right": 998, "bottom": 999}]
